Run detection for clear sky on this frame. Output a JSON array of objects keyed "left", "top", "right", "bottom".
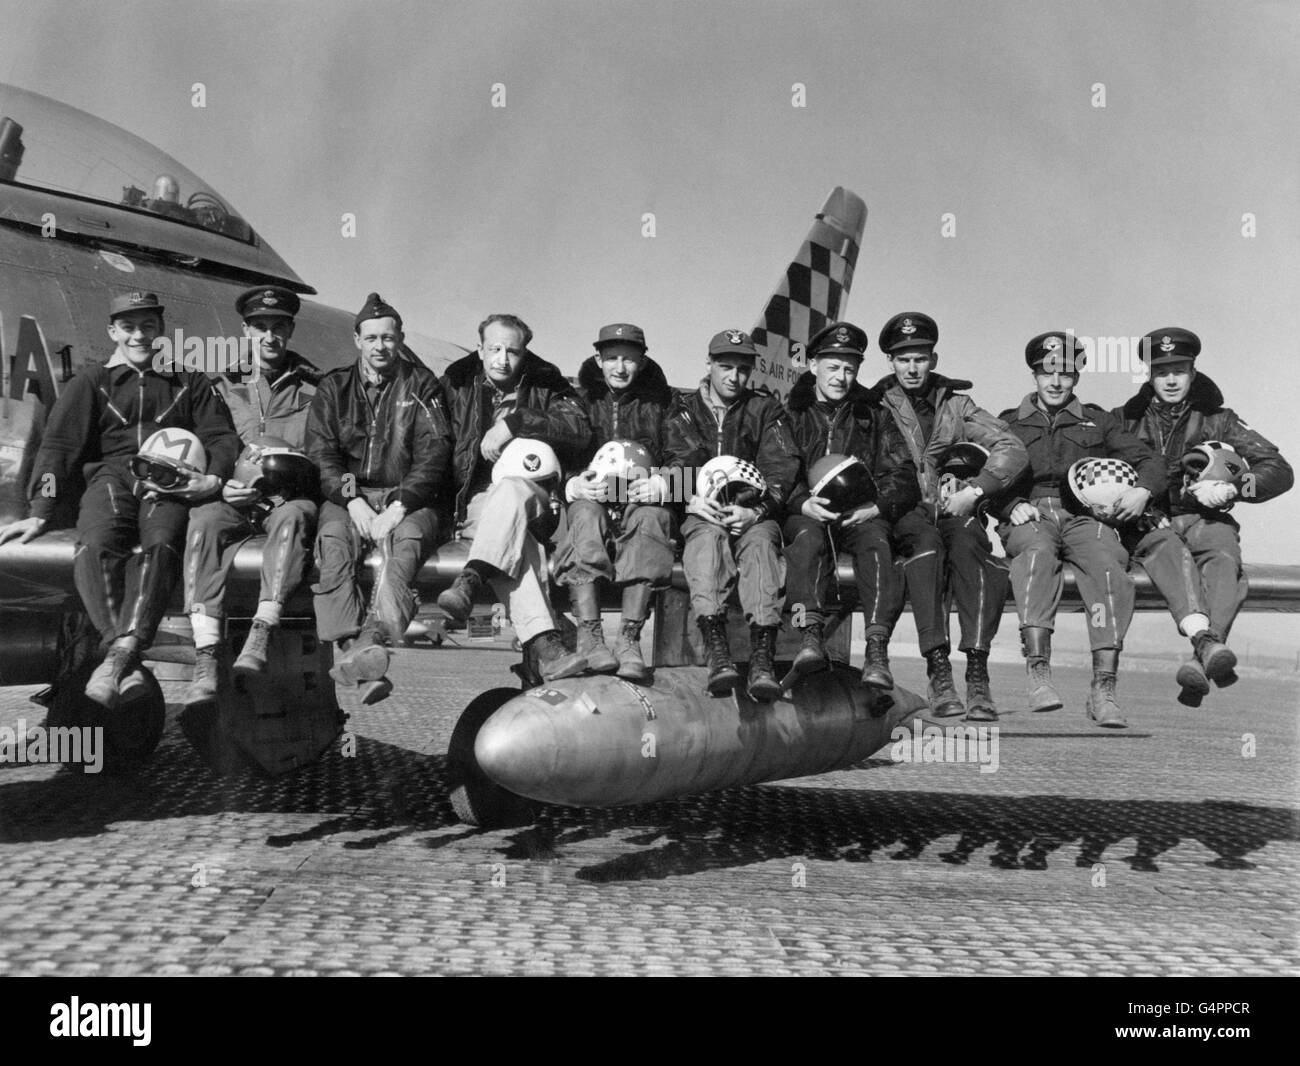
[{"left": 1, "top": 0, "right": 1297, "bottom": 561}]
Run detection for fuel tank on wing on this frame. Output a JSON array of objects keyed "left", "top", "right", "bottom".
[{"left": 473, "top": 664, "right": 927, "bottom": 809}]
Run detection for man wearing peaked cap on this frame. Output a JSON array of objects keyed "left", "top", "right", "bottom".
[
  {"left": 235, "top": 285, "right": 301, "bottom": 321},
  {"left": 435, "top": 313, "right": 594, "bottom": 683},
  {"left": 1113, "top": 326, "right": 1293, "bottom": 706},
  {"left": 554, "top": 322, "right": 676, "bottom": 681},
  {"left": 878, "top": 311, "right": 937, "bottom": 353},
  {"left": 0, "top": 290, "right": 240, "bottom": 710},
  {"left": 107, "top": 290, "right": 165, "bottom": 319},
  {"left": 659, "top": 328, "right": 799, "bottom": 702},
  {"left": 871, "top": 310, "right": 1027, "bottom": 721},
  {"left": 1024, "top": 330, "right": 1088, "bottom": 373},
  {"left": 783, "top": 319, "right": 920, "bottom": 693},
  {"left": 304, "top": 293, "right": 453, "bottom": 704},
  {"left": 808, "top": 320, "right": 870, "bottom": 358},
  {"left": 179, "top": 284, "right": 322, "bottom": 702},
  {"left": 994, "top": 330, "right": 1166, "bottom": 728}
]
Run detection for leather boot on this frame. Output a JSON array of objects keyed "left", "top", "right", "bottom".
[
  {"left": 86, "top": 642, "right": 138, "bottom": 709},
  {"left": 613, "top": 582, "right": 654, "bottom": 682},
  {"left": 1086, "top": 648, "right": 1127, "bottom": 728},
  {"left": 698, "top": 614, "right": 740, "bottom": 696},
  {"left": 528, "top": 630, "right": 588, "bottom": 681},
  {"left": 234, "top": 621, "right": 272, "bottom": 676},
  {"left": 1193, "top": 629, "right": 1237, "bottom": 686},
  {"left": 570, "top": 582, "right": 618, "bottom": 673},
  {"left": 436, "top": 567, "right": 484, "bottom": 623},
  {"left": 1175, "top": 656, "right": 1210, "bottom": 707},
  {"left": 925, "top": 646, "right": 965, "bottom": 717},
  {"left": 184, "top": 645, "right": 221, "bottom": 706},
  {"left": 747, "top": 624, "right": 782, "bottom": 702},
  {"left": 860, "top": 632, "right": 894, "bottom": 690},
  {"left": 329, "top": 620, "right": 390, "bottom": 686},
  {"left": 964, "top": 649, "right": 998, "bottom": 722},
  {"left": 1022, "top": 627, "right": 1063, "bottom": 712},
  {"left": 789, "top": 623, "right": 829, "bottom": 682}
]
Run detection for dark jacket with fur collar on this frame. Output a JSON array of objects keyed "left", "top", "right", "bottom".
[
  {"left": 784, "top": 371, "right": 919, "bottom": 523},
  {"left": 574, "top": 354, "right": 675, "bottom": 467},
  {"left": 1114, "top": 372, "right": 1292, "bottom": 516},
  {"left": 439, "top": 351, "right": 592, "bottom": 521}
]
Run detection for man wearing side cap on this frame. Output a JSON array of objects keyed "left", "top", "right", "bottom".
[
  {"left": 783, "top": 322, "right": 919, "bottom": 691},
  {"left": 180, "top": 286, "right": 323, "bottom": 704},
  {"left": 995, "top": 331, "right": 1165, "bottom": 728},
  {"left": 1114, "top": 328, "right": 1293, "bottom": 704},
  {"left": 435, "top": 314, "right": 593, "bottom": 682},
  {"left": 554, "top": 323, "right": 677, "bottom": 682},
  {"left": 0, "top": 292, "right": 240, "bottom": 708},
  {"left": 306, "top": 293, "right": 453, "bottom": 703},
  {"left": 661, "top": 329, "right": 799, "bottom": 700},
  {"left": 872, "top": 312, "right": 1028, "bottom": 721}
]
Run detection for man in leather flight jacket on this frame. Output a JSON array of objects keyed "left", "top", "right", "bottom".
[
  {"left": 1114, "top": 327, "right": 1293, "bottom": 706},
  {"left": 306, "top": 293, "right": 453, "bottom": 704}
]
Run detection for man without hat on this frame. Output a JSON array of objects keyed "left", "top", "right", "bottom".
[
  {"left": 782, "top": 321, "right": 920, "bottom": 691},
  {"left": 180, "top": 286, "right": 323, "bottom": 704},
  {"left": 554, "top": 323, "right": 677, "bottom": 681},
  {"left": 0, "top": 292, "right": 240, "bottom": 708},
  {"left": 871, "top": 312, "right": 1028, "bottom": 720},
  {"left": 660, "top": 329, "right": 799, "bottom": 701},
  {"left": 1113, "top": 328, "right": 1293, "bottom": 705},
  {"left": 305, "top": 293, "right": 453, "bottom": 703},
  {"left": 435, "top": 314, "right": 594, "bottom": 682},
  {"left": 994, "top": 331, "right": 1165, "bottom": 727}
]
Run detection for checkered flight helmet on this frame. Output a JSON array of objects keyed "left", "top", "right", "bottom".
[
  {"left": 1065, "top": 457, "right": 1139, "bottom": 522},
  {"left": 1181, "top": 440, "right": 1250, "bottom": 489},
  {"left": 698, "top": 455, "right": 766, "bottom": 508},
  {"left": 131, "top": 428, "right": 206, "bottom": 490},
  {"left": 587, "top": 439, "right": 654, "bottom": 501},
  {"left": 808, "top": 453, "right": 878, "bottom": 513},
  {"left": 937, "top": 441, "right": 990, "bottom": 504},
  {"left": 492, "top": 438, "right": 562, "bottom": 489},
  {"left": 233, "top": 436, "right": 318, "bottom": 500}
]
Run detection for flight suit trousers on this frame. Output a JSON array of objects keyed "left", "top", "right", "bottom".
[
  {"left": 887, "top": 508, "right": 948, "bottom": 654},
  {"left": 920, "top": 513, "right": 1012, "bottom": 653},
  {"left": 682, "top": 516, "right": 784, "bottom": 626},
  {"left": 1170, "top": 512, "right": 1247, "bottom": 639},
  {"left": 783, "top": 514, "right": 896, "bottom": 633},
  {"left": 999, "top": 496, "right": 1134, "bottom": 651},
  {"left": 312, "top": 498, "right": 441, "bottom": 643},
  {"left": 183, "top": 497, "right": 318, "bottom": 618},
  {"left": 553, "top": 501, "right": 676, "bottom": 587},
  {"left": 74, "top": 462, "right": 188, "bottom": 649},
  {"left": 1127, "top": 524, "right": 1208, "bottom": 629},
  {"left": 459, "top": 477, "right": 560, "bottom": 645}
]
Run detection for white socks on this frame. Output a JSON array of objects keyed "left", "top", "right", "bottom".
[
  {"left": 191, "top": 612, "right": 222, "bottom": 650},
  {"left": 254, "top": 601, "right": 282, "bottom": 628},
  {"left": 1179, "top": 613, "right": 1211, "bottom": 638}
]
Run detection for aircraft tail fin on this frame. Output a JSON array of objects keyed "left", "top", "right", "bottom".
[{"left": 750, "top": 186, "right": 866, "bottom": 400}]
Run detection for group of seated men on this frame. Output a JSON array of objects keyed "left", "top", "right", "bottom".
[{"left": 0, "top": 287, "right": 1291, "bottom": 730}]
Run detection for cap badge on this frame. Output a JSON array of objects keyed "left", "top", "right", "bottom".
[
  {"left": 1160, "top": 336, "right": 1174, "bottom": 352},
  {"left": 726, "top": 330, "right": 744, "bottom": 345},
  {"left": 130, "top": 292, "right": 145, "bottom": 303},
  {"left": 263, "top": 295, "right": 278, "bottom": 306},
  {"left": 834, "top": 327, "right": 850, "bottom": 344},
  {"left": 615, "top": 327, "right": 624, "bottom": 336},
  {"left": 1045, "top": 337, "right": 1062, "bottom": 351},
  {"left": 901, "top": 318, "right": 915, "bottom": 334}
]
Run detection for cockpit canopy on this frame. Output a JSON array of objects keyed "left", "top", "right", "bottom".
[{"left": 0, "top": 83, "right": 252, "bottom": 243}]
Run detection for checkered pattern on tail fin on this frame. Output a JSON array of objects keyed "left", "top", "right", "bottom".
[{"left": 749, "top": 187, "right": 866, "bottom": 401}]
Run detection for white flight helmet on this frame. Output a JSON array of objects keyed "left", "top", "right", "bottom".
[
  {"left": 492, "top": 438, "right": 562, "bottom": 486},
  {"left": 1065, "top": 456, "right": 1139, "bottom": 522},
  {"left": 697, "top": 455, "right": 766, "bottom": 508},
  {"left": 131, "top": 428, "right": 207, "bottom": 489}
]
